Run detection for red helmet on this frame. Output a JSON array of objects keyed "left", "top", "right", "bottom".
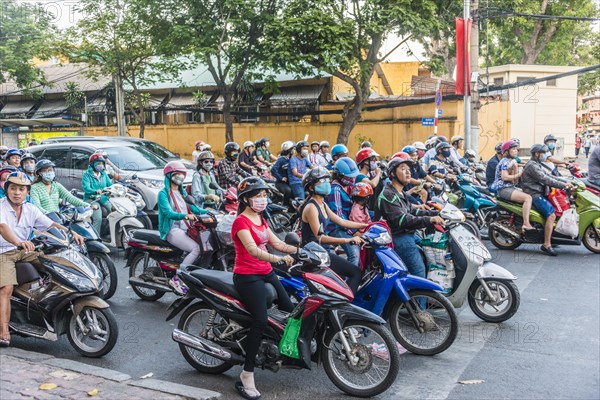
[
  {"left": 501, "top": 140, "right": 518, "bottom": 154},
  {"left": 391, "top": 152, "right": 411, "bottom": 161},
  {"left": 89, "top": 153, "right": 105, "bottom": 164},
  {"left": 195, "top": 140, "right": 204, "bottom": 147},
  {"left": 356, "top": 148, "right": 379, "bottom": 165},
  {"left": 351, "top": 182, "right": 374, "bottom": 198},
  {"left": 163, "top": 160, "right": 187, "bottom": 176}
]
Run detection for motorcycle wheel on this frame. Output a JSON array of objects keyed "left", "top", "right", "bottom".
[
  {"left": 389, "top": 290, "right": 458, "bottom": 356},
  {"left": 178, "top": 303, "right": 233, "bottom": 374},
  {"left": 128, "top": 253, "right": 166, "bottom": 301},
  {"left": 322, "top": 321, "right": 400, "bottom": 398},
  {"left": 489, "top": 216, "right": 522, "bottom": 250},
  {"left": 90, "top": 252, "right": 118, "bottom": 300},
  {"left": 67, "top": 306, "right": 118, "bottom": 358},
  {"left": 582, "top": 223, "right": 600, "bottom": 254},
  {"left": 120, "top": 225, "right": 138, "bottom": 249},
  {"left": 468, "top": 279, "right": 520, "bottom": 322},
  {"left": 138, "top": 215, "right": 153, "bottom": 230},
  {"left": 459, "top": 220, "right": 481, "bottom": 239}
]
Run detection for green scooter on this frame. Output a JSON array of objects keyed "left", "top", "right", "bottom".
[{"left": 489, "top": 180, "right": 600, "bottom": 254}]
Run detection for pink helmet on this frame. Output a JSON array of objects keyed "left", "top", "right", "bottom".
[
  {"left": 163, "top": 161, "right": 187, "bottom": 176},
  {"left": 501, "top": 140, "right": 518, "bottom": 154}
]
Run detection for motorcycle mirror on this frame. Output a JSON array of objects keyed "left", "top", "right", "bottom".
[
  {"left": 284, "top": 232, "right": 301, "bottom": 247},
  {"left": 209, "top": 182, "right": 219, "bottom": 190},
  {"left": 185, "top": 195, "right": 197, "bottom": 206}
]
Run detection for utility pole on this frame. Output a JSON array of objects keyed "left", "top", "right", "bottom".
[
  {"left": 463, "top": 0, "right": 471, "bottom": 150},
  {"left": 470, "top": 0, "right": 480, "bottom": 154},
  {"left": 114, "top": 75, "right": 126, "bottom": 137}
]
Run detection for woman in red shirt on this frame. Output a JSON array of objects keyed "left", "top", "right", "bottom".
[{"left": 232, "top": 177, "right": 296, "bottom": 400}]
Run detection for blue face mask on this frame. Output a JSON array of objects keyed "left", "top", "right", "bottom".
[
  {"left": 314, "top": 182, "right": 331, "bottom": 195},
  {"left": 41, "top": 171, "right": 55, "bottom": 182},
  {"left": 94, "top": 164, "right": 105, "bottom": 173},
  {"left": 548, "top": 143, "right": 556, "bottom": 150},
  {"left": 540, "top": 154, "right": 549, "bottom": 162}
]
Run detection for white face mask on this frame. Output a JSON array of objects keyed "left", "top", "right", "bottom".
[
  {"left": 250, "top": 197, "right": 268, "bottom": 212},
  {"left": 171, "top": 174, "right": 185, "bottom": 185}
]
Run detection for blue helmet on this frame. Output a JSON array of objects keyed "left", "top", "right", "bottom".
[
  {"left": 333, "top": 157, "right": 360, "bottom": 178},
  {"left": 5, "top": 148, "right": 21, "bottom": 159},
  {"left": 402, "top": 145, "right": 417, "bottom": 154},
  {"left": 330, "top": 144, "right": 348, "bottom": 158}
]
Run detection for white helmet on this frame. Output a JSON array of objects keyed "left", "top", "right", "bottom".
[
  {"left": 199, "top": 143, "right": 212, "bottom": 151},
  {"left": 319, "top": 140, "right": 330, "bottom": 148},
  {"left": 281, "top": 140, "right": 295, "bottom": 152},
  {"left": 243, "top": 141, "right": 255, "bottom": 149},
  {"left": 412, "top": 141, "right": 427, "bottom": 151}
]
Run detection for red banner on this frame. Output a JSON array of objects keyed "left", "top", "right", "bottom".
[{"left": 455, "top": 17, "right": 472, "bottom": 96}]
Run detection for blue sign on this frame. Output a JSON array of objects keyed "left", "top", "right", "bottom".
[
  {"left": 435, "top": 91, "right": 442, "bottom": 106},
  {"left": 437, "top": 109, "right": 442, "bottom": 118},
  {"left": 422, "top": 118, "right": 435, "bottom": 126}
]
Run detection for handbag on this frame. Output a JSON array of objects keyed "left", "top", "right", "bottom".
[{"left": 169, "top": 190, "right": 201, "bottom": 245}]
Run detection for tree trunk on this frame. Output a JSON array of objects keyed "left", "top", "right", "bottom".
[
  {"left": 222, "top": 91, "right": 234, "bottom": 143},
  {"left": 337, "top": 99, "right": 364, "bottom": 145},
  {"left": 138, "top": 103, "right": 145, "bottom": 138}
]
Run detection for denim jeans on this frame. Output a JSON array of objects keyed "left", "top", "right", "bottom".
[
  {"left": 330, "top": 228, "right": 360, "bottom": 267},
  {"left": 290, "top": 183, "right": 305, "bottom": 200},
  {"left": 392, "top": 233, "right": 426, "bottom": 278}
]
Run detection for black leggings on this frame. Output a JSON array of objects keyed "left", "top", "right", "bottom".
[
  {"left": 275, "top": 181, "right": 292, "bottom": 207},
  {"left": 329, "top": 252, "right": 362, "bottom": 294},
  {"left": 233, "top": 271, "right": 294, "bottom": 372}
]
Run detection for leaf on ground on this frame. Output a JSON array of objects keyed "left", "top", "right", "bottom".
[
  {"left": 140, "top": 372, "right": 153, "bottom": 379},
  {"left": 87, "top": 388, "right": 99, "bottom": 396},
  {"left": 39, "top": 383, "right": 58, "bottom": 390},
  {"left": 458, "top": 379, "right": 485, "bottom": 385}
]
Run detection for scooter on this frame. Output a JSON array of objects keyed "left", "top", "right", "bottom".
[
  {"left": 10, "top": 227, "right": 118, "bottom": 357},
  {"left": 453, "top": 174, "right": 497, "bottom": 238},
  {"left": 167, "top": 237, "right": 400, "bottom": 398},
  {"left": 568, "top": 163, "right": 600, "bottom": 196},
  {"left": 489, "top": 180, "right": 600, "bottom": 254}
]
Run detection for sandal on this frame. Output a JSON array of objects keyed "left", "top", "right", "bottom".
[
  {"left": 0, "top": 337, "right": 10, "bottom": 348},
  {"left": 235, "top": 381, "right": 261, "bottom": 400}
]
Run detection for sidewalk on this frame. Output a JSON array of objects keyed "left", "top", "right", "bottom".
[{"left": 0, "top": 348, "right": 221, "bottom": 400}]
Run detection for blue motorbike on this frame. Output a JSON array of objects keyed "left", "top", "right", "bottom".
[
  {"left": 277, "top": 225, "right": 458, "bottom": 356},
  {"left": 452, "top": 174, "right": 497, "bottom": 238}
]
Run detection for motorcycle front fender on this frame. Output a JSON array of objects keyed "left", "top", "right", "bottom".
[
  {"left": 394, "top": 275, "right": 444, "bottom": 302},
  {"left": 72, "top": 296, "right": 110, "bottom": 317},
  {"left": 476, "top": 262, "right": 517, "bottom": 281},
  {"left": 85, "top": 240, "right": 111, "bottom": 254},
  {"left": 119, "top": 217, "right": 145, "bottom": 229},
  {"left": 327, "top": 303, "right": 386, "bottom": 332},
  {"left": 166, "top": 297, "right": 196, "bottom": 321}
]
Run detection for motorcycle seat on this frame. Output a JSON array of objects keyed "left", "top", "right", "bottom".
[
  {"left": 475, "top": 185, "right": 493, "bottom": 196},
  {"left": 130, "top": 229, "right": 172, "bottom": 248},
  {"left": 15, "top": 262, "right": 40, "bottom": 285},
  {"left": 189, "top": 269, "right": 277, "bottom": 306},
  {"left": 586, "top": 180, "right": 600, "bottom": 191}
]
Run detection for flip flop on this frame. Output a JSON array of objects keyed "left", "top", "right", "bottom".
[
  {"left": 0, "top": 338, "right": 10, "bottom": 348},
  {"left": 235, "top": 381, "right": 261, "bottom": 400}
]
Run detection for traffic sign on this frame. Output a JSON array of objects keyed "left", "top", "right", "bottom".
[
  {"left": 437, "top": 109, "right": 442, "bottom": 118},
  {"left": 422, "top": 118, "right": 435, "bottom": 126},
  {"left": 435, "top": 91, "right": 442, "bottom": 107}
]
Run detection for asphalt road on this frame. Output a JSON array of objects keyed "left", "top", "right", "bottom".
[{"left": 10, "top": 243, "right": 600, "bottom": 400}]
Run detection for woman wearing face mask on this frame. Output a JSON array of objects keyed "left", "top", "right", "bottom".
[
  {"left": 82, "top": 154, "right": 113, "bottom": 234},
  {"left": 0, "top": 166, "right": 18, "bottom": 198},
  {"left": 19, "top": 153, "right": 36, "bottom": 181},
  {"left": 191, "top": 151, "right": 224, "bottom": 210},
  {"left": 30, "top": 159, "right": 97, "bottom": 221},
  {"left": 543, "top": 134, "right": 569, "bottom": 174},
  {"left": 301, "top": 167, "right": 365, "bottom": 293},
  {"left": 158, "top": 161, "right": 209, "bottom": 295},
  {"left": 491, "top": 140, "right": 534, "bottom": 232},
  {"left": 231, "top": 176, "right": 297, "bottom": 400},
  {"left": 355, "top": 148, "right": 382, "bottom": 190}
]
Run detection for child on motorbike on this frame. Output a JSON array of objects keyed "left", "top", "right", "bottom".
[
  {"left": 349, "top": 182, "right": 373, "bottom": 232},
  {"left": 158, "top": 161, "right": 209, "bottom": 295},
  {"left": 231, "top": 177, "right": 297, "bottom": 400},
  {"left": 82, "top": 154, "right": 113, "bottom": 234},
  {"left": 191, "top": 151, "right": 223, "bottom": 210}
]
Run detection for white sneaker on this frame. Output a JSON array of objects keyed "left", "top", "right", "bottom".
[{"left": 169, "top": 276, "right": 188, "bottom": 295}]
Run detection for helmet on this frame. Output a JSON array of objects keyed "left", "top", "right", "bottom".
[
  {"left": 0, "top": 145, "right": 8, "bottom": 152},
  {"left": 200, "top": 143, "right": 212, "bottom": 151},
  {"left": 402, "top": 146, "right": 417, "bottom": 154},
  {"left": 510, "top": 137, "right": 521, "bottom": 145},
  {"left": 386, "top": 156, "right": 411, "bottom": 178},
  {"left": 0, "top": 165, "right": 18, "bottom": 177},
  {"left": 197, "top": 151, "right": 215, "bottom": 162},
  {"left": 330, "top": 144, "right": 348, "bottom": 158},
  {"left": 88, "top": 153, "right": 105, "bottom": 165},
  {"left": 6, "top": 148, "right": 21, "bottom": 159},
  {"left": 295, "top": 140, "right": 309, "bottom": 153},
  {"left": 243, "top": 141, "right": 255, "bottom": 149},
  {"left": 224, "top": 142, "right": 240, "bottom": 159},
  {"left": 361, "top": 141, "right": 372, "bottom": 148},
  {"left": 28, "top": 140, "right": 37, "bottom": 146},
  {"left": 20, "top": 153, "right": 36, "bottom": 166},
  {"left": 195, "top": 140, "right": 204, "bottom": 148},
  {"left": 163, "top": 160, "right": 187, "bottom": 176},
  {"left": 35, "top": 159, "right": 55, "bottom": 175},
  {"left": 94, "top": 149, "right": 109, "bottom": 157},
  {"left": 302, "top": 166, "right": 330, "bottom": 190},
  {"left": 451, "top": 135, "right": 464, "bottom": 144},
  {"left": 494, "top": 142, "right": 503, "bottom": 153},
  {"left": 237, "top": 176, "right": 270, "bottom": 198},
  {"left": 319, "top": 141, "right": 330, "bottom": 148},
  {"left": 412, "top": 141, "right": 427, "bottom": 151},
  {"left": 391, "top": 152, "right": 411, "bottom": 161},
  {"left": 256, "top": 137, "right": 269, "bottom": 147},
  {"left": 465, "top": 149, "right": 477, "bottom": 160},
  {"left": 425, "top": 138, "right": 435, "bottom": 149},
  {"left": 281, "top": 140, "right": 295, "bottom": 154},
  {"left": 530, "top": 144, "right": 549, "bottom": 155},
  {"left": 333, "top": 157, "right": 360, "bottom": 178},
  {"left": 501, "top": 140, "right": 518, "bottom": 154},
  {"left": 544, "top": 134, "right": 557, "bottom": 143},
  {"left": 311, "top": 140, "right": 320, "bottom": 146},
  {"left": 4, "top": 171, "right": 32, "bottom": 190},
  {"left": 356, "top": 148, "right": 379, "bottom": 166},
  {"left": 351, "top": 182, "right": 374, "bottom": 198},
  {"left": 436, "top": 142, "right": 452, "bottom": 153}
]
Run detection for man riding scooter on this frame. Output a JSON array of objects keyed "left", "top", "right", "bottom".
[{"left": 521, "top": 144, "right": 575, "bottom": 256}]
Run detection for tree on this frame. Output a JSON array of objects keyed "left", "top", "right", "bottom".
[
  {"left": 0, "top": 0, "right": 55, "bottom": 89},
  {"left": 269, "top": 0, "right": 438, "bottom": 145},
  {"left": 63, "top": 0, "right": 179, "bottom": 138},
  {"left": 133, "top": 0, "right": 280, "bottom": 142}
]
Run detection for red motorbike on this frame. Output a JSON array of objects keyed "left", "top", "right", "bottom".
[{"left": 568, "top": 164, "right": 600, "bottom": 196}]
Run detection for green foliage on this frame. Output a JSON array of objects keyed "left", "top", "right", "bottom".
[
  {"left": 355, "top": 134, "right": 375, "bottom": 148},
  {"left": 64, "top": 82, "right": 85, "bottom": 113}
]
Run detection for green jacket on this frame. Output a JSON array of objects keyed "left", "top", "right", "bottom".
[
  {"left": 82, "top": 166, "right": 112, "bottom": 205},
  {"left": 158, "top": 176, "right": 207, "bottom": 240}
]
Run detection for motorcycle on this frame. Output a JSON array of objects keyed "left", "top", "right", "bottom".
[
  {"left": 10, "top": 227, "right": 118, "bottom": 357},
  {"left": 126, "top": 212, "right": 236, "bottom": 301},
  {"left": 167, "top": 237, "right": 400, "bottom": 398},
  {"left": 489, "top": 180, "right": 600, "bottom": 254},
  {"left": 568, "top": 163, "right": 600, "bottom": 196},
  {"left": 452, "top": 174, "right": 497, "bottom": 238}
]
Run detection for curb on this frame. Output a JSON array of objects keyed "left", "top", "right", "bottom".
[{"left": 1, "top": 347, "right": 221, "bottom": 399}]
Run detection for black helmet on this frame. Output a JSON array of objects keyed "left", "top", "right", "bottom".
[
  {"left": 302, "top": 166, "right": 330, "bottom": 190},
  {"left": 295, "top": 140, "right": 309, "bottom": 153},
  {"left": 543, "top": 134, "right": 557, "bottom": 143},
  {"left": 237, "top": 176, "right": 270, "bottom": 198},
  {"left": 386, "top": 157, "right": 411, "bottom": 179},
  {"left": 361, "top": 140, "right": 372, "bottom": 148},
  {"left": 494, "top": 142, "right": 503, "bottom": 153},
  {"left": 20, "top": 153, "right": 36, "bottom": 166},
  {"left": 224, "top": 142, "right": 240, "bottom": 159},
  {"left": 35, "top": 159, "right": 55, "bottom": 175},
  {"left": 436, "top": 142, "right": 452, "bottom": 153},
  {"left": 530, "top": 144, "right": 549, "bottom": 155}
]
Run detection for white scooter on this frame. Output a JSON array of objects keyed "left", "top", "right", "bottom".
[
  {"left": 425, "top": 203, "right": 521, "bottom": 322},
  {"left": 98, "top": 184, "right": 144, "bottom": 249}
]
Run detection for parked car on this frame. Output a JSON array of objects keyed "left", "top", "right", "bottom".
[
  {"left": 26, "top": 140, "right": 192, "bottom": 222},
  {"left": 39, "top": 136, "right": 194, "bottom": 169}
]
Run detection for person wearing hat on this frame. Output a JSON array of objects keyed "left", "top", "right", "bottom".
[
  {"left": 543, "top": 134, "right": 569, "bottom": 173},
  {"left": 521, "top": 145, "right": 575, "bottom": 256},
  {"left": 377, "top": 154, "right": 444, "bottom": 281},
  {"left": 412, "top": 141, "right": 427, "bottom": 160},
  {"left": 422, "top": 136, "right": 448, "bottom": 168},
  {"left": 271, "top": 141, "right": 295, "bottom": 207},
  {"left": 19, "top": 153, "right": 36, "bottom": 181},
  {"left": 82, "top": 154, "right": 113, "bottom": 233},
  {"left": 255, "top": 137, "right": 276, "bottom": 166},
  {"left": 486, "top": 142, "right": 503, "bottom": 188},
  {"left": 317, "top": 141, "right": 332, "bottom": 167},
  {"left": 328, "top": 144, "right": 348, "bottom": 170},
  {"left": 192, "top": 140, "right": 205, "bottom": 164},
  {"left": 4, "top": 149, "right": 21, "bottom": 169},
  {"left": 191, "top": 151, "right": 224, "bottom": 210},
  {"left": 217, "top": 142, "right": 250, "bottom": 188},
  {"left": 239, "top": 141, "right": 258, "bottom": 174},
  {"left": 288, "top": 140, "right": 312, "bottom": 200},
  {"left": 0, "top": 166, "right": 18, "bottom": 198},
  {"left": 402, "top": 146, "right": 436, "bottom": 204},
  {"left": 308, "top": 140, "right": 320, "bottom": 165},
  {"left": 450, "top": 135, "right": 467, "bottom": 168},
  {"left": 361, "top": 140, "right": 372, "bottom": 149},
  {"left": 429, "top": 142, "right": 459, "bottom": 180},
  {"left": 0, "top": 146, "right": 8, "bottom": 164},
  {"left": 355, "top": 147, "right": 382, "bottom": 190},
  {"left": 0, "top": 172, "right": 84, "bottom": 347}
]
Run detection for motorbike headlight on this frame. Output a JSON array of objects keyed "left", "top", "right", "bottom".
[
  {"left": 77, "top": 209, "right": 94, "bottom": 221},
  {"left": 314, "top": 250, "right": 330, "bottom": 267},
  {"left": 52, "top": 264, "right": 96, "bottom": 292},
  {"left": 374, "top": 231, "right": 392, "bottom": 245},
  {"left": 139, "top": 178, "right": 164, "bottom": 189}
]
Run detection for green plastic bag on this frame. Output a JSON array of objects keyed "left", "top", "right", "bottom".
[
  {"left": 278, "top": 317, "right": 302, "bottom": 359},
  {"left": 420, "top": 232, "right": 449, "bottom": 249}
]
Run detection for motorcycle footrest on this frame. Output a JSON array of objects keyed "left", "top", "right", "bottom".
[{"left": 128, "top": 277, "right": 171, "bottom": 293}]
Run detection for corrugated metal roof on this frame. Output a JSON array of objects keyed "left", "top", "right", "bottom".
[
  {"left": 269, "top": 85, "right": 324, "bottom": 102},
  {"left": 32, "top": 100, "right": 67, "bottom": 118},
  {"left": 0, "top": 101, "right": 36, "bottom": 115},
  {"left": 87, "top": 97, "right": 107, "bottom": 112},
  {"left": 165, "top": 93, "right": 196, "bottom": 108}
]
